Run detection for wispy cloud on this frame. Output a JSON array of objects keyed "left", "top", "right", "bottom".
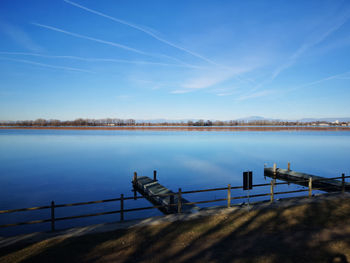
[
  {"left": 32, "top": 22, "right": 153, "bottom": 56},
  {"left": 63, "top": 0, "right": 222, "bottom": 67},
  {"left": 295, "top": 70, "right": 350, "bottom": 90},
  {"left": 0, "top": 22, "right": 43, "bottom": 52},
  {"left": 236, "top": 90, "right": 276, "bottom": 101},
  {"left": 271, "top": 8, "right": 350, "bottom": 80},
  {"left": 0, "top": 57, "right": 93, "bottom": 73},
  {"left": 171, "top": 66, "right": 255, "bottom": 94},
  {"left": 0, "top": 51, "right": 204, "bottom": 69}
]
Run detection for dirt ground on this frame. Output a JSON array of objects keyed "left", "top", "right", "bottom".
[{"left": 1, "top": 194, "right": 350, "bottom": 263}]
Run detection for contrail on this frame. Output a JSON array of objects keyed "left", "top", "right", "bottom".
[
  {"left": 63, "top": 0, "right": 223, "bottom": 67},
  {"left": 0, "top": 57, "right": 93, "bottom": 73},
  {"left": 0, "top": 52, "right": 205, "bottom": 69},
  {"left": 32, "top": 22, "right": 152, "bottom": 57}
]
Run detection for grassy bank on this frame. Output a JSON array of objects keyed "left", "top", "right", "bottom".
[{"left": 1, "top": 194, "right": 350, "bottom": 263}]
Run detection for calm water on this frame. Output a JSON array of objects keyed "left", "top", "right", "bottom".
[{"left": 1, "top": 129, "right": 350, "bottom": 236}]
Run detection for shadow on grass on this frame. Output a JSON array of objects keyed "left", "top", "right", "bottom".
[{"left": 2, "top": 195, "right": 350, "bottom": 263}]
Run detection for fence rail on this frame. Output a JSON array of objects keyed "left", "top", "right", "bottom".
[{"left": 0, "top": 174, "right": 349, "bottom": 232}]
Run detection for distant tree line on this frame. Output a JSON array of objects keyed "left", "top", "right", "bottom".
[{"left": 0, "top": 118, "right": 348, "bottom": 127}]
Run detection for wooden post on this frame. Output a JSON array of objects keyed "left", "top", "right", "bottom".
[
  {"left": 227, "top": 184, "right": 231, "bottom": 208},
  {"left": 133, "top": 172, "right": 137, "bottom": 185},
  {"left": 177, "top": 188, "right": 182, "bottom": 214},
  {"left": 342, "top": 173, "right": 345, "bottom": 193},
  {"left": 308, "top": 177, "right": 312, "bottom": 198},
  {"left": 120, "top": 194, "right": 124, "bottom": 221},
  {"left": 270, "top": 180, "right": 274, "bottom": 202},
  {"left": 153, "top": 170, "right": 157, "bottom": 181},
  {"left": 51, "top": 201, "right": 55, "bottom": 232},
  {"left": 287, "top": 162, "right": 291, "bottom": 171},
  {"left": 273, "top": 163, "right": 277, "bottom": 175}
]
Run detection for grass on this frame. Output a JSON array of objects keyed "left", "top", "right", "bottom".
[{"left": 1, "top": 194, "right": 350, "bottom": 263}]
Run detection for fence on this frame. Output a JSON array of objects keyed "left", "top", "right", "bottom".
[{"left": 0, "top": 174, "right": 348, "bottom": 232}]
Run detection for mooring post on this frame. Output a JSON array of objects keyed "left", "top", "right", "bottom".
[
  {"left": 273, "top": 163, "right": 277, "bottom": 175},
  {"left": 308, "top": 177, "right": 312, "bottom": 198},
  {"left": 227, "top": 184, "right": 231, "bottom": 208},
  {"left": 342, "top": 173, "right": 345, "bottom": 193},
  {"left": 287, "top": 162, "right": 291, "bottom": 171},
  {"left": 270, "top": 180, "right": 274, "bottom": 202},
  {"left": 177, "top": 188, "right": 182, "bottom": 214},
  {"left": 51, "top": 201, "right": 55, "bottom": 232},
  {"left": 133, "top": 172, "right": 137, "bottom": 185},
  {"left": 120, "top": 194, "right": 124, "bottom": 221},
  {"left": 153, "top": 170, "right": 157, "bottom": 181}
]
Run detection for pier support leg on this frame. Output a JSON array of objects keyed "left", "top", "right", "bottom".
[
  {"left": 153, "top": 170, "right": 157, "bottom": 181},
  {"left": 273, "top": 163, "right": 277, "bottom": 175},
  {"left": 342, "top": 173, "right": 345, "bottom": 193}
]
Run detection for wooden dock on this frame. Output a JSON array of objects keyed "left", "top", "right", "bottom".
[
  {"left": 132, "top": 172, "right": 198, "bottom": 214},
  {"left": 264, "top": 165, "right": 350, "bottom": 192}
]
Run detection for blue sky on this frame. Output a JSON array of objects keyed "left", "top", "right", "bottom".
[{"left": 0, "top": 0, "right": 350, "bottom": 120}]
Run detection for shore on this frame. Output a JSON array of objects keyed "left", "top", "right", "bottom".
[
  {"left": 1, "top": 126, "right": 350, "bottom": 131},
  {"left": 1, "top": 193, "right": 350, "bottom": 263}
]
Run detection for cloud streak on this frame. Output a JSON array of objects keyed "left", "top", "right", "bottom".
[
  {"left": 0, "top": 57, "right": 93, "bottom": 73},
  {"left": 271, "top": 8, "right": 350, "bottom": 80},
  {"left": 32, "top": 22, "right": 152, "bottom": 56},
  {"left": 0, "top": 51, "right": 204, "bottom": 69},
  {"left": 63, "top": 0, "right": 222, "bottom": 67}
]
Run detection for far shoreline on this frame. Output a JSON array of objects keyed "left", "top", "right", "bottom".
[{"left": 0, "top": 126, "right": 350, "bottom": 131}]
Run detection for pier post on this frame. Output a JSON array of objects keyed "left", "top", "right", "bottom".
[
  {"left": 227, "top": 184, "right": 231, "bottom": 208},
  {"left": 270, "top": 180, "right": 274, "bottom": 202},
  {"left": 308, "top": 177, "right": 312, "bottom": 198},
  {"left": 153, "top": 170, "right": 157, "bottom": 181},
  {"left": 133, "top": 172, "right": 138, "bottom": 185},
  {"left": 287, "top": 162, "right": 291, "bottom": 171},
  {"left": 177, "top": 188, "right": 182, "bottom": 214},
  {"left": 120, "top": 194, "right": 124, "bottom": 221},
  {"left": 342, "top": 173, "right": 345, "bottom": 193},
  {"left": 273, "top": 163, "right": 277, "bottom": 175},
  {"left": 51, "top": 201, "right": 55, "bottom": 232}
]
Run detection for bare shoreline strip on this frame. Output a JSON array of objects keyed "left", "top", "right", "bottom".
[{"left": 0, "top": 126, "right": 349, "bottom": 131}]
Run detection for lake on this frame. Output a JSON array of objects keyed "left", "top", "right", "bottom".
[{"left": 1, "top": 129, "right": 349, "bottom": 236}]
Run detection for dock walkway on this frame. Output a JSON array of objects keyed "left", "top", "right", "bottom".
[
  {"left": 264, "top": 167, "right": 350, "bottom": 192},
  {"left": 133, "top": 176, "right": 198, "bottom": 214}
]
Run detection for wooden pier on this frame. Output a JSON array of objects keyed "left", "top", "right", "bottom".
[
  {"left": 264, "top": 164, "right": 350, "bottom": 192},
  {"left": 132, "top": 171, "right": 199, "bottom": 214}
]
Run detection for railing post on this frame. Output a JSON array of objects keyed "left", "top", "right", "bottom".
[
  {"left": 342, "top": 173, "right": 345, "bottom": 193},
  {"left": 270, "top": 180, "right": 274, "bottom": 202},
  {"left": 51, "top": 201, "right": 55, "bottom": 232},
  {"left": 169, "top": 194, "right": 174, "bottom": 212},
  {"left": 153, "top": 170, "right": 157, "bottom": 181},
  {"left": 287, "top": 162, "right": 291, "bottom": 171},
  {"left": 177, "top": 188, "right": 182, "bottom": 214},
  {"left": 227, "top": 184, "right": 231, "bottom": 208},
  {"left": 120, "top": 194, "right": 124, "bottom": 221},
  {"left": 308, "top": 177, "right": 312, "bottom": 198}
]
